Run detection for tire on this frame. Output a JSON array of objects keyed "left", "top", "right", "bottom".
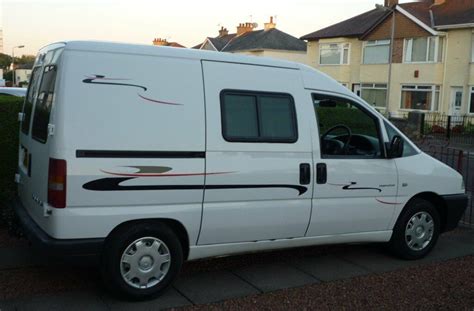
[
  {"left": 101, "top": 222, "right": 183, "bottom": 300},
  {"left": 388, "top": 198, "right": 440, "bottom": 260}
]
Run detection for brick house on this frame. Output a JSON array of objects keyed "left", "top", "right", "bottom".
[
  {"left": 193, "top": 17, "right": 307, "bottom": 64},
  {"left": 301, "top": 0, "right": 474, "bottom": 116},
  {"left": 152, "top": 38, "right": 186, "bottom": 48}
]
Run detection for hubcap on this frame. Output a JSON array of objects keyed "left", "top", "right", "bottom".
[
  {"left": 120, "top": 237, "right": 171, "bottom": 289},
  {"left": 405, "top": 212, "right": 434, "bottom": 251}
]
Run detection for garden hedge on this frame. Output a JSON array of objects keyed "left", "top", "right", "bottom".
[{"left": 0, "top": 96, "right": 23, "bottom": 225}]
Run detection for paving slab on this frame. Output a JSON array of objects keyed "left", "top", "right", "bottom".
[
  {"left": 232, "top": 262, "right": 317, "bottom": 292},
  {"left": 444, "top": 228, "right": 474, "bottom": 245},
  {"left": 101, "top": 287, "right": 191, "bottom": 311},
  {"left": 420, "top": 236, "right": 474, "bottom": 263},
  {"left": 338, "top": 247, "right": 418, "bottom": 274},
  {"left": 4, "top": 291, "right": 108, "bottom": 311},
  {"left": 291, "top": 254, "right": 370, "bottom": 282},
  {"left": 173, "top": 270, "right": 259, "bottom": 304}
]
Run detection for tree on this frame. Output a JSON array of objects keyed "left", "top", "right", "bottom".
[
  {"left": 16, "top": 55, "right": 36, "bottom": 68},
  {"left": 0, "top": 53, "right": 12, "bottom": 70},
  {"left": 4, "top": 70, "right": 12, "bottom": 82}
]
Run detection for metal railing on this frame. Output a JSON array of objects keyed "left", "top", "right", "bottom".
[
  {"left": 418, "top": 142, "right": 473, "bottom": 227},
  {"left": 422, "top": 113, "right": 474, "bottom": 146}
]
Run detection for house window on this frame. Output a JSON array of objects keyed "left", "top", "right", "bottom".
[
  {"left": 404, "top": 37, "right": 443, "bottom": 63},
  {"left": 361, "top": 83, "right": 387, "bottom": 108},
  {"left": 469, "top": 87, "right": 474, "bottom": 114},
  {"left": 400, "top": 85, "right": 440, "bottom": 111},
  {"left": 363, "top": 40, "right": 390, "bottom": 64},
  {"left": 471, "top": 33, "right": 474, "bottom": 62},
  {"left": 320, "top": 43, "right": 349, "bottom": 65}
]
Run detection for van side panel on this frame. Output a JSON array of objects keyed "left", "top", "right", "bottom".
[
  {"left": 48, "top": 50, "right": 205, "bottom": 241},
  {"left": 199, "top": 61, "right": 315, "bottom": 245}
]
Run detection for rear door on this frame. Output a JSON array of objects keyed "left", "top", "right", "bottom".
[
  {"left": 18, "top": 45, "right": 64, "bottom": 223},
  {"left": 198, "top": 61, "right": 314, "bottom": 245}
]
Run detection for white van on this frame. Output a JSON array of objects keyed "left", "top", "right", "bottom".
[{"left": 13, "top": 41, "right": 467, "bottom": 300}]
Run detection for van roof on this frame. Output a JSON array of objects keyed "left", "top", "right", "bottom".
[{"left": 45, "top": 40, "right": 302, "bottom": 70}]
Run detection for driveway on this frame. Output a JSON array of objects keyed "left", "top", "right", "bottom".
[{"left": 0, "top": 227, "right": 473, "bottom": 310}]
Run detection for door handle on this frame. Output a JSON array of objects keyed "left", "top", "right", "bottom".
[
  {"left": 316, "top": 163, "right": 327, "bottom": 184},
  {"left": 299, "top": 163, "right": 310, "bottom": 185}
]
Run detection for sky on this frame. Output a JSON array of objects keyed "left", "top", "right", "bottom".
[{"left": 0, "top": 0, "right": 415, "bottom": 56}]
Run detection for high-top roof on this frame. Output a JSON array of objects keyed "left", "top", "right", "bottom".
[{"left": 47, "top": 40, "right": 302, "bottom": 69}]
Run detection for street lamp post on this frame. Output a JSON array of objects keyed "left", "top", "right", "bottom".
[{"left": 12, "top": 45, "right": 25, "bottom": 87}]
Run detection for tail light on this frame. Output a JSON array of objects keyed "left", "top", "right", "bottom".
[{"left": 48, "top": 158, "right": 67, "bottom": 208}]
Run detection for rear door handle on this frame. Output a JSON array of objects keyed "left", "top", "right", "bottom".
[
  {"left": 299, "top": 163, "right": 310, "bottom": 185},
  {"left": 316, "top": 163, "right": 327, "bottom": 184}
]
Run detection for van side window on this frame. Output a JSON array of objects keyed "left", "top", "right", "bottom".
[
  {"left": 21, "top": 67, "right": 42, "bottom": 134},
  {"left": 31, "top": 65, "right": 57, "bottom": 143},
  {"left": 313, "top": 93, "right": 382, "bottom": 158},
  {"left": 221, "top": 91, "right": 297, "bottom": 143}
]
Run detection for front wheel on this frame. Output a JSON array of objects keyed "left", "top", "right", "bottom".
[
  {"left": 389, "top": 198, "right": 440, "bottom": 260},
  {"left": 101, "top": 222, "right": 183, "bottom": 300}
]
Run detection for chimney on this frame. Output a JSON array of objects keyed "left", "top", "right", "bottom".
[
  {"left": 384, "top": 0, "right": 398, "bottom": 7},
  {"left": 218, "top": 26, "right": 229, "bottom": 37},
  {"left": 432, "top": 0, "right": 446, "bottom": 5},
  {"left": 264, "top": 16, "right": 276, "bottom": 31},
  {"left": 152, "top": 38, "right": 168, "bottom": 46},
  {"left": 236, "top": 22, "right": 255, "bottom": 36}
]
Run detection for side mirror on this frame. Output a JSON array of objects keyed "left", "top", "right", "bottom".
[{"left": 387, "top": 135, "right": 404, "bottom": 158}]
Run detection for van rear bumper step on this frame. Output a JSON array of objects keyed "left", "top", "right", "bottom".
[{"left": 12, "top": 198, "right": 104, "bottom": 256}]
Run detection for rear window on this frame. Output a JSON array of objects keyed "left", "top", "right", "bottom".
[
  {"left": 31, "top": 64, "right": 58, "bottom": 143},
  {"left": 21, "top": 67, "right": 42, "bottom": 134}
]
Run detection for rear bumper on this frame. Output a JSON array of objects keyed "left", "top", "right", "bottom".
[
  {"left": 11, "top": 197, "right": 104, "bottom": 257},
  {"left": 441, "top": 194, "right": 468, "bottom": 232}
]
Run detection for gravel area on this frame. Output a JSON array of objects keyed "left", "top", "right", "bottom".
[{"left": 176, "top": 255, "right": 474, "bottom": 311}]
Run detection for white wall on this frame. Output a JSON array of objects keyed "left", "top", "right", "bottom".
[{"left": 15, "top": 69, "right": 32, "bottom": 85}]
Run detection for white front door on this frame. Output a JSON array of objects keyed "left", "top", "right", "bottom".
[
  {"left": 352, "top": 84, "right": 361, "bottom": 97},
  {"left": 450, "top": 87, "right": 463, "bottom": 116},
  {"left": 307, "top": 92, "right": 398, "bottom": 236},
  {"left": 198, "top": 61, "right": 314, "bottom": 245}
]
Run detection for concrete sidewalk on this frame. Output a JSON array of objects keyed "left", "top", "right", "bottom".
[{"left": 1, "top": 228, "right": 473, "bottom": 311}]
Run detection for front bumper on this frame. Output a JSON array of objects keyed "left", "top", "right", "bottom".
[
  {"left": 11, "top": 197, "right": 104, "bottom": 257},
  {"left": 441, "top": 194, "right": 469, "bottom": 232}
]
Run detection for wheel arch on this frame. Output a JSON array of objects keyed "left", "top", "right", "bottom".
[
  {"left": 106, "top": 218, "right": 190, "bottom": 260},
  {"left": 402, "top": 192, "right": 448, "bottom": 232}
]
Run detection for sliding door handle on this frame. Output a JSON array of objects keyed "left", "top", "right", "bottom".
[
  {"left": 299, "top": 163, "right": 310, "bottom": 185},
  {"left": 316, "top": 163, "right": 327, "bottom": 184}
]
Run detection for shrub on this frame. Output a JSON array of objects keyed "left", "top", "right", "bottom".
[
  {"left": 316, "top": 107, "right": 377, "bottom": 136},
  {"left": 0, "top": 96, "right": 23, "bottom": 225}
]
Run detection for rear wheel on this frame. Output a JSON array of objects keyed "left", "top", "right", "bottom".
[
  {"left": 101, "top": 222, "right": 183, "bottom": 300},
  {"left": 389, "top": 198, "right": 440, "bottom": 260}
]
